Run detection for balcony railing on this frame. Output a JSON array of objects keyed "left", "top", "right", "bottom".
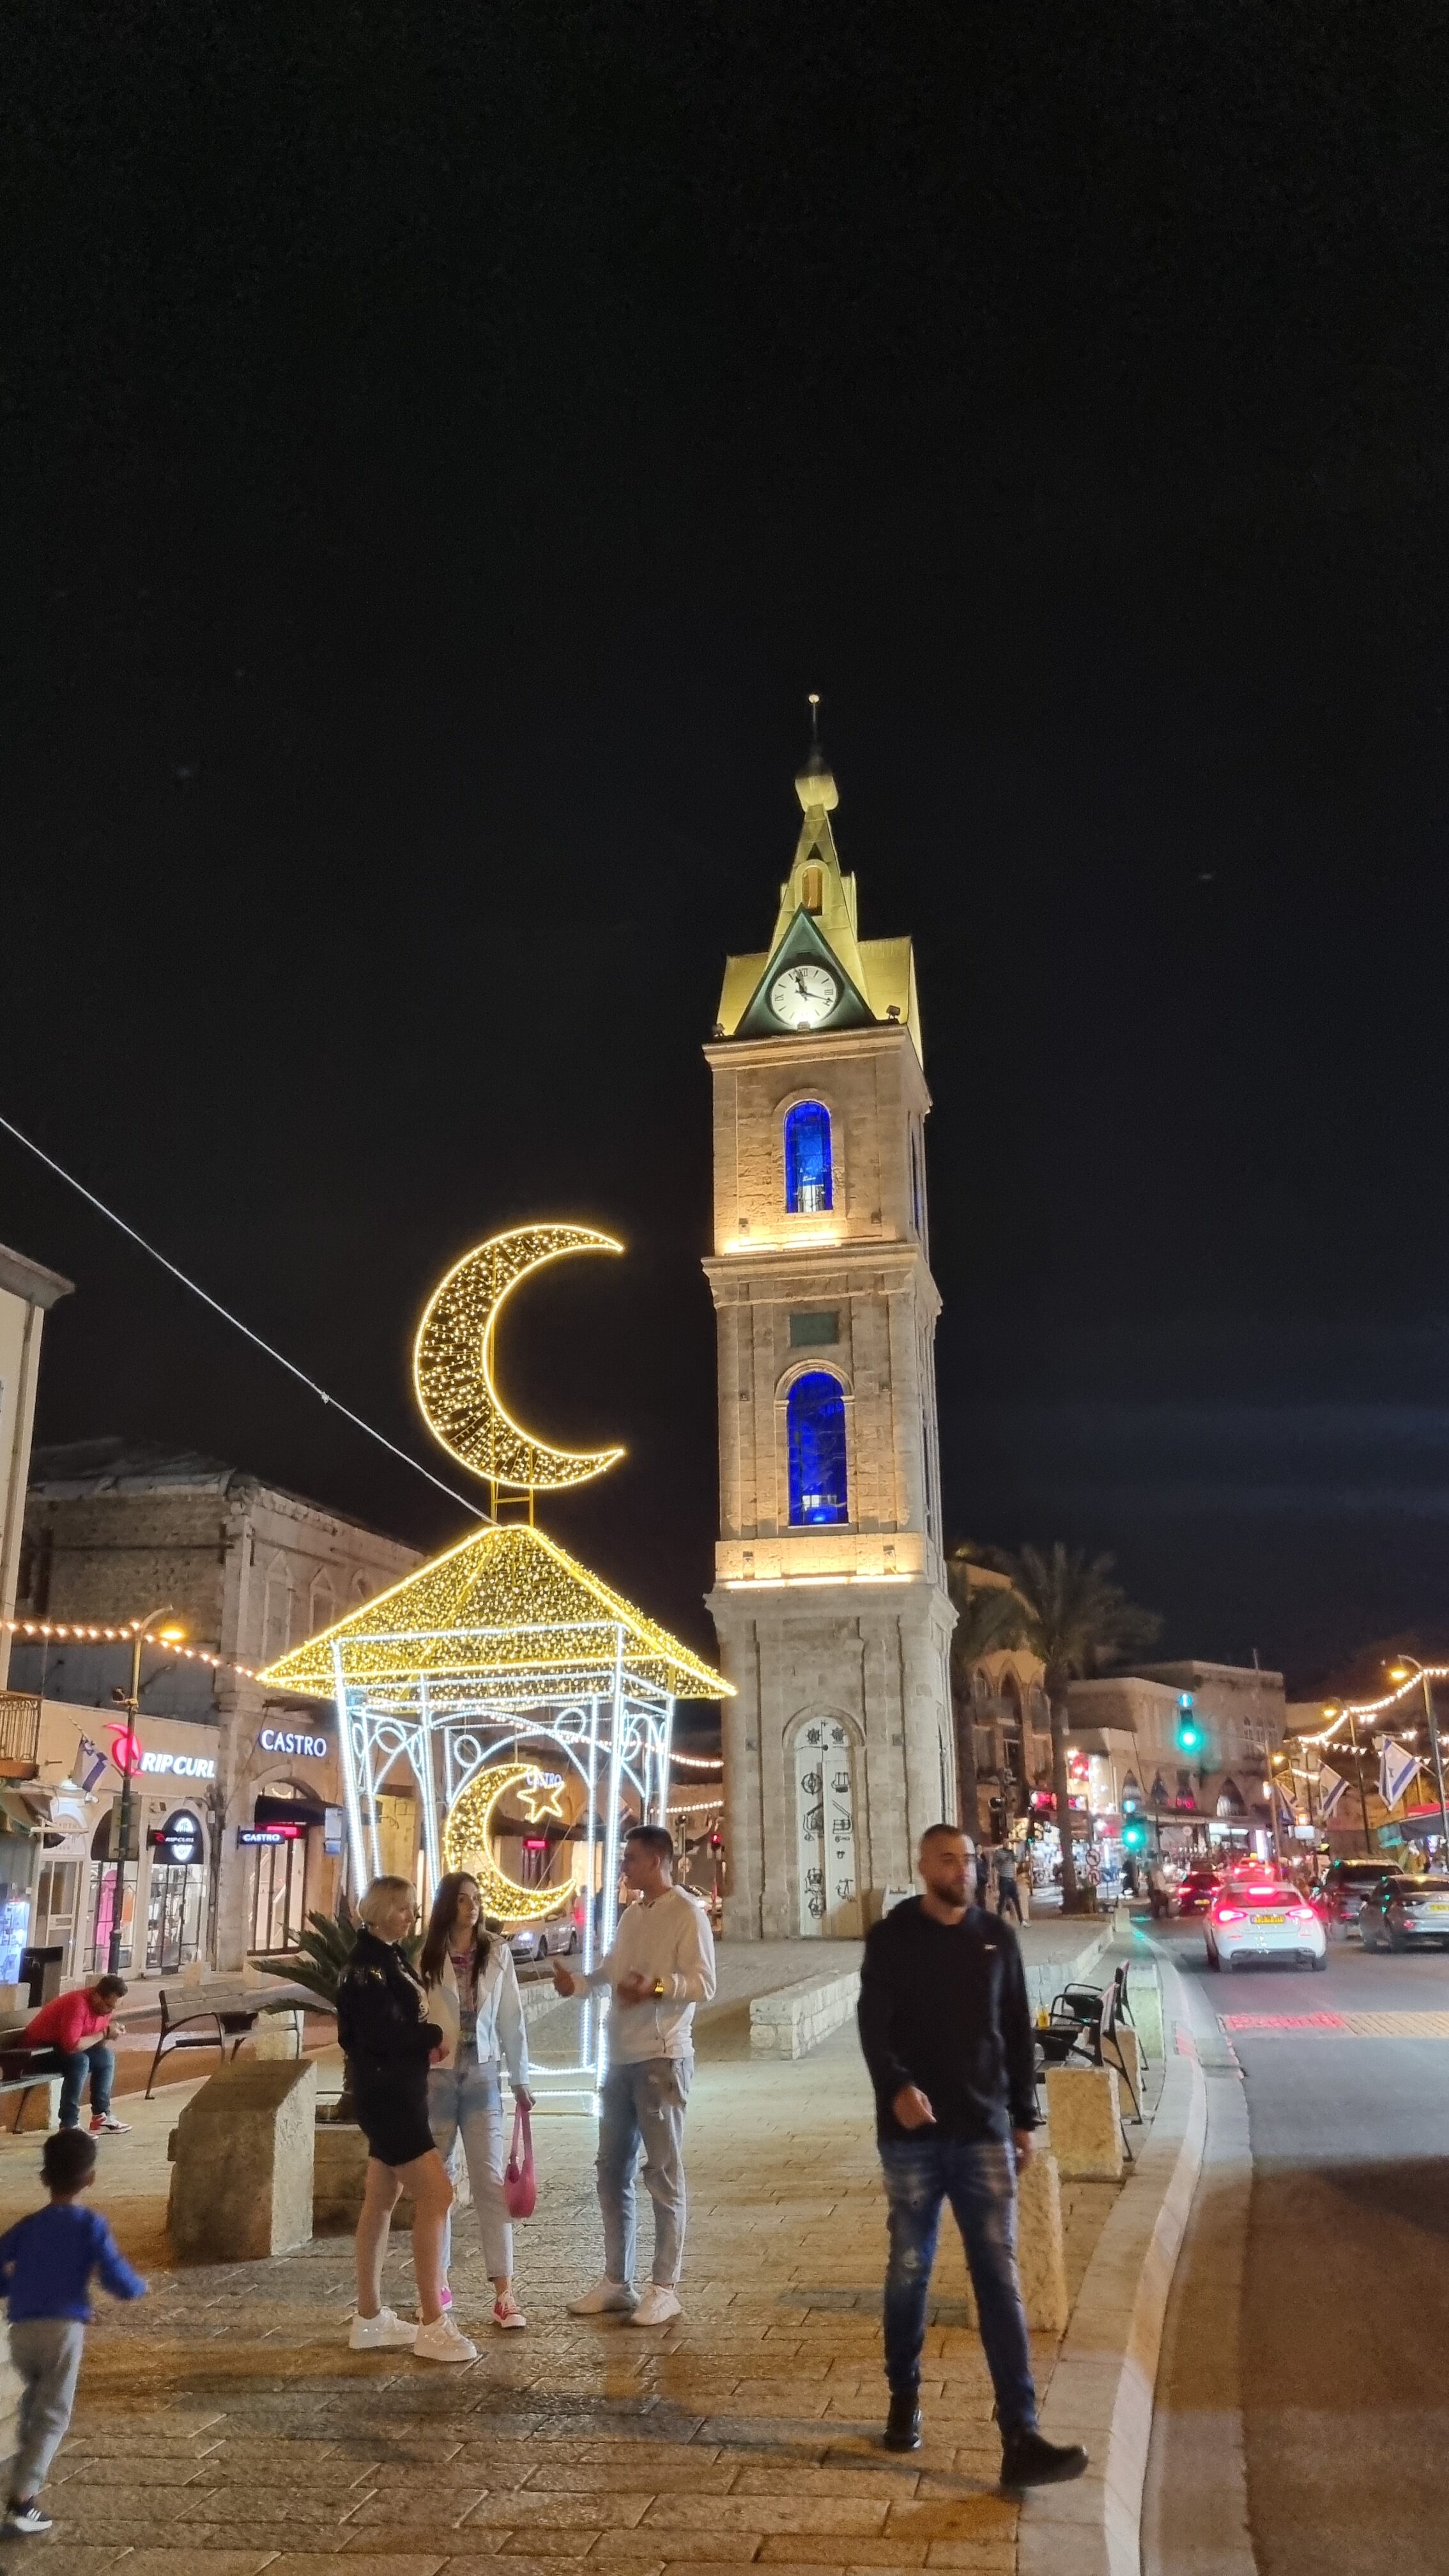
[{"left": 0, "top": 1692, "right": 42, "bottom": 1771}]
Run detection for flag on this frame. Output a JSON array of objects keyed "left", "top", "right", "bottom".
[
  {"left": 1317, "top": 1770, "right": 1350, "bottom": 1822},
  {"left": 1379, "top": 1738, "right": 1421, "bottom": 1812},
  {"left": 1275, "top": 1784, "right": 1298, "bottom": 1835},
  {"left": 76, "top": 1735, "right": 109, "bottom": 1793}
]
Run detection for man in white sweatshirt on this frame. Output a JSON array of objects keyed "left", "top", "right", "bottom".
[{"left": 553, "top": 1822, "right": 716, "bottom": 2326}]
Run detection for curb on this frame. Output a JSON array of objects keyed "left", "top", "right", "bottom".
[{"left": 1016, "top": 1949, "right": 1207, "bottom": 2576}]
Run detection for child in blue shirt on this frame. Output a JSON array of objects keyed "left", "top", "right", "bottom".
[{"left": 0, "top": 2126, "right": 146, "bottom": 2536}]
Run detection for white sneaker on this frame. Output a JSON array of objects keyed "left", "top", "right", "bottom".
[
  {"left": 413, "top": 2313, "right": 478, "bottom": 2364},
  {"left": 629, "top": 2284, "right": 682, "bottom": 2327},
  {"left": 569, "top": 2276, "right": 638, "bottom": 2315},
  {"left": 348, "top": 2306, "right": 418, "bottom": 2351}
]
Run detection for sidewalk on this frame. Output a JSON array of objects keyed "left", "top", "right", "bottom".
[{"left": 0, "top": 1963, "right": 1131, "bottom": 2576}]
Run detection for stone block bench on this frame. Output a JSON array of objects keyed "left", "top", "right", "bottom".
[{"left": 749, "top": 1967, "right": 861, "bottom": 2059}]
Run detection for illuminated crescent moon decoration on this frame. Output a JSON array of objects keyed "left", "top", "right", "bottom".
[
  {"left": 414, "top": 1223, "right": 625, "bottom": 1492},
  {"left": 442, "top": 1761, "right": 573, "bottom": 1922}
]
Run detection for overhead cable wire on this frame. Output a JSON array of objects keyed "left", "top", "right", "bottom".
[{"left": 0, "top": 1107, "right": 488, "bottom": 1522}]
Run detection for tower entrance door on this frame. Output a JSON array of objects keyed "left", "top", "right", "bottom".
[{"left": 794, "top": 1719, "right": 858, "bottom": 1935}]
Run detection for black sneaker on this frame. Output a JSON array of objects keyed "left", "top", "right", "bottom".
[
  {"left": 2, "top": 2501, "right": 53, "bottom": 2534},
  {"left": 1000, "top": 2428, "right": 1089, "bottom": 2490},
  {"left": 883, "top": 2390, "right": 922, "bottom": 2451}
]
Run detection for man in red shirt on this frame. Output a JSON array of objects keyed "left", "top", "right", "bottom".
[{"left": 21, "top": 1980, "right": 130, "bottom": 2135}]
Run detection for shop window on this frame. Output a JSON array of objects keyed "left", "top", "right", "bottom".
[
  {"left": 248, "top": 1782, "right": 321, "bottom": 1954},
  {"left": 787, "top": 1373, "right": 848, "bottom": 1525},
  {"left": 784, "top": 1102, "right": 833, "bottom": 1213}
]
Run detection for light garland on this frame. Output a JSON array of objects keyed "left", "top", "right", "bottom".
[
  {"left": 442, "top": 1761, "right": 575, "bottom": 1922},
  {"left": 1300, "top": 1663, "right": 1449, "bottom": 1747},
  {"left": 260, "top": 1521, "right": 732, "bottom": 1706},
  {"left": 414, "top": 1225, "right": 625, "bottom": 1493},
  {"left": 667, "top": 1795, "right": 724, "bottom": 1815},
  {"left": 6, "top": 1616, "right": 257, "bottom": 1681},
  {"left": 671, "top": 1749, "right": 723, "bottom": 1770}
]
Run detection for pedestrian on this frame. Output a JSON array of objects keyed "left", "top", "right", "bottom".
[
  {"left": 993, "top": 1843, "right": 1023, "bottom": 1924},
  {"left": 1147, "top": 1860, "right": 1170, "bottom": 1920},
  {"left": 420, "top": 1870, "right": 533, "bottom": 2332},
  {"left": 975, "top": 1843, "right": 992, "bottom": 1907},
  {"left": 0, "top": 2126, "right": 146, "bottom": 2536},
  {"left": 553, "top": 1822, "right": 716, "bottom": 2327},
  {"left": 335, "top": 1874, "right": 474, "bottom": 2363},
  {"left": 17, "top": 1975, "right": 130, "bottom": 2136},
  {"left": 857, "top": 1821, "right": 1089, "bottom": 2490}
]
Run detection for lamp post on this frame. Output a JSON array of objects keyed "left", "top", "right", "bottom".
[
  {"left": 1388, "top": 1658, "right": 1449, "bottom": 1871},
  {"left": 107, "top": 1607, "right": 184, "bottom": 1974},
  {"left": 1323, "top": 1703, "right": 1374, "bottom": 1853}
]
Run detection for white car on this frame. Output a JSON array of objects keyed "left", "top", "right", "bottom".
[
  {"left": 505, "top": 1912, "right": 581, "bottom": 1963},
  {"left": 1204, "top": 1877, "right": 1327, "bottom": 1972}
]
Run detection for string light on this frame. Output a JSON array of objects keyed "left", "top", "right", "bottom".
[
  {"left": 6, "top": 1617, "right": 257, "bottom": 1681},
  {"left": 414, "top": 1225, "right": 625, "bottom": 1493},
  {"left": 442, "top": 1760, "right": 576, "bottom": 1924},
  {"left": 260, "top": 1521, "right": 732, "bottom": 1709},
  {"left": 667, "top": 1795, "right": 724, "bottom": 1815},
  {"left": 670, "top": 1749, "right": 723, "bottom": 1770}
]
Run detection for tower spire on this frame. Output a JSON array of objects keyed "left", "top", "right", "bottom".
[{"left": 795, "top": 692, "right": 839, "bottom": 815}]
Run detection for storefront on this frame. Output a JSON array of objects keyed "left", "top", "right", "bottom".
[{"left": 241, "top": 1720, "right": 342, "bottom": 1956}]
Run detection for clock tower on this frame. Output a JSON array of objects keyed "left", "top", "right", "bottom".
[{"left": 703, "top": 726, "right": 956, "bottom": 1939}]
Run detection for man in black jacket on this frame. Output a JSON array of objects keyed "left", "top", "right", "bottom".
[{"left": 857, "top": 1823, "right": 1088, "bottom": 2488}]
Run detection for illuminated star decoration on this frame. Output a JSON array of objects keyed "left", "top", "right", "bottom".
[{"left": 517, "top": 1770, "right": 565, "bottom": 1824}]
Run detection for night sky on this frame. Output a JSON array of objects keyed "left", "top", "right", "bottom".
[{"left": 5, "top": 8, "right": 1449, "bottom": 1696}]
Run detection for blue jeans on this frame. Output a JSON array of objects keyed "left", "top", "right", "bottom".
[
  {"left": 879, "top": 2134, "right": 1038, "bottom": 2434},
  {"left": 427, "top": 2048, "right": 512, "bottom": 2280},
  {"left": 597, "top": 2056, "right": 691, "bottom": 2288},
  {"left": 28, "top": 2044, "right": 114, "bottom": 2131}
]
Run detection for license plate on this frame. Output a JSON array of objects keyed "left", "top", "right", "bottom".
[
  {"left": 1418, "top": 1903, "right": 1449, "bottom": 1917},
  {"left": 1250, "top": 1912, "right": 1286, "bottom": 1925}
]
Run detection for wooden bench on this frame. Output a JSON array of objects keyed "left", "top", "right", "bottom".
[
  {"left": 0, "top": 2060, "right": 61, "bottom": 2133},
  {"left": 145, "top": 1982, "right": 310, "bottom": 2097},
  {"left": 145, "top": 1990, "right": 260, "bottom": 2098}
]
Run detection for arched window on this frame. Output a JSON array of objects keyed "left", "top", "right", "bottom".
[
  {"left": 784, "top": 1101, "right": 833, "bottom": 1215},
  {"left": 309, "top": 1576, "right": 336, "bottom": 1639},
  {"left": 787, "top": 1373, "right": 848, "bottom": 1524}
]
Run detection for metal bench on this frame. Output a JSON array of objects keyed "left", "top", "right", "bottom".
[{"left": 144, "top": 1989, "right": 259, "bottom": 2098}]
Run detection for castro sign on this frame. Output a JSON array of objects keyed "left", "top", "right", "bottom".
[{"left": 259, "top": 1726, "right": 328, "bottom": 1761}]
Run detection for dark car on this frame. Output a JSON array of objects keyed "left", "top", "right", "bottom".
[
  {"left": 1319, "top": 1858, "right": 1402, "bottom": 1936},
  {"left": 1174, "top": 1866, "right": 1221, "bottom": 1916},
  {"left": 1358, "top": 1874, "right": 1449, "bottom": 1952}
]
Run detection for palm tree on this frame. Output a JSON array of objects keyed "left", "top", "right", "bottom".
[
  {"left": 946, "top": 1547, "right": 1026, "bottom": 1837},
  {"left": 983, "top": 1543, "right": 1161, "bottom": 1913}
]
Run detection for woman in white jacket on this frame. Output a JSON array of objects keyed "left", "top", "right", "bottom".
[{"left": 419, "top": 1872, "right": 533, "bottom": 2329}]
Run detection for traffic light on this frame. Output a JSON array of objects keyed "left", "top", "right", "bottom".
[
  {"left": 1121, "top": 1817, "right": 1148, "bottom": 1853},
  {"left": 1176, "top": 1692, "right": 1204, "bottom": 1756}
]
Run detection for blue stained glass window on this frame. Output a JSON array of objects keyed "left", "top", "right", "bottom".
[
  {"left": 788, "top": 1373, "right": 848, "bottom": 1525},
  {"left": 784, "top": 1101, "right": 833, "bottom": 1213}
]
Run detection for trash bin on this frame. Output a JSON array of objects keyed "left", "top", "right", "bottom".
[{"left": 19, "top": 1947, "right": 64, "bottom": 2008}]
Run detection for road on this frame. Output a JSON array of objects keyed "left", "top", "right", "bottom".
[{"left": 1144, "top": 1915, "right": 1449, "bottom": 2576}]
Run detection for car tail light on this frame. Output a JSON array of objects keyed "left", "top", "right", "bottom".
[
  {"left": 1215, "top": 1904, "right": 1242, "bottom": 1922},
  {"left": 1289, "top": 1906, "right": 1315, "bottom": 1923}
]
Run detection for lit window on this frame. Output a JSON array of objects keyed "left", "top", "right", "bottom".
[
  {"left": 787, "top": 1373, "right": 848, "bottom": 1525},
  {"left": 784, "top": 1101, "right": 833, "bottom": 1214}
]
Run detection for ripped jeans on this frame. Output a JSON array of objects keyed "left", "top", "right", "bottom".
[{"left": 878, "top": 2134, "right": 1038, "bottom": 2434}]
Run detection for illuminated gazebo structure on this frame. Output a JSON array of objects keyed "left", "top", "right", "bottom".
[{"left": 260, "top": 1519, "right": 729, "bottom": 2098}]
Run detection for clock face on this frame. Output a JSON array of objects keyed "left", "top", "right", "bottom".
[{"left": 770, "top": 960, "right": 839, "bottom": 1029}]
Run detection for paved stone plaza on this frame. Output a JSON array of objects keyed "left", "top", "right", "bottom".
[{"left": 0, "top": 1961, "right": 1121, "bottom": 2575}]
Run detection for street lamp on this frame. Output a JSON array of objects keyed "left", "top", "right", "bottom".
[
  {"left": 107, "top": 1607, "right": 185, "bottom": 1974},
  {"left": 1388, "top": 1657, "right": 1449, "bottom": 1870}
]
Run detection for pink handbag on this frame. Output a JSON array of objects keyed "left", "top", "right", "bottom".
[{"left": 504, "top": 2102, "right": 536, "bottom": 2220}]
